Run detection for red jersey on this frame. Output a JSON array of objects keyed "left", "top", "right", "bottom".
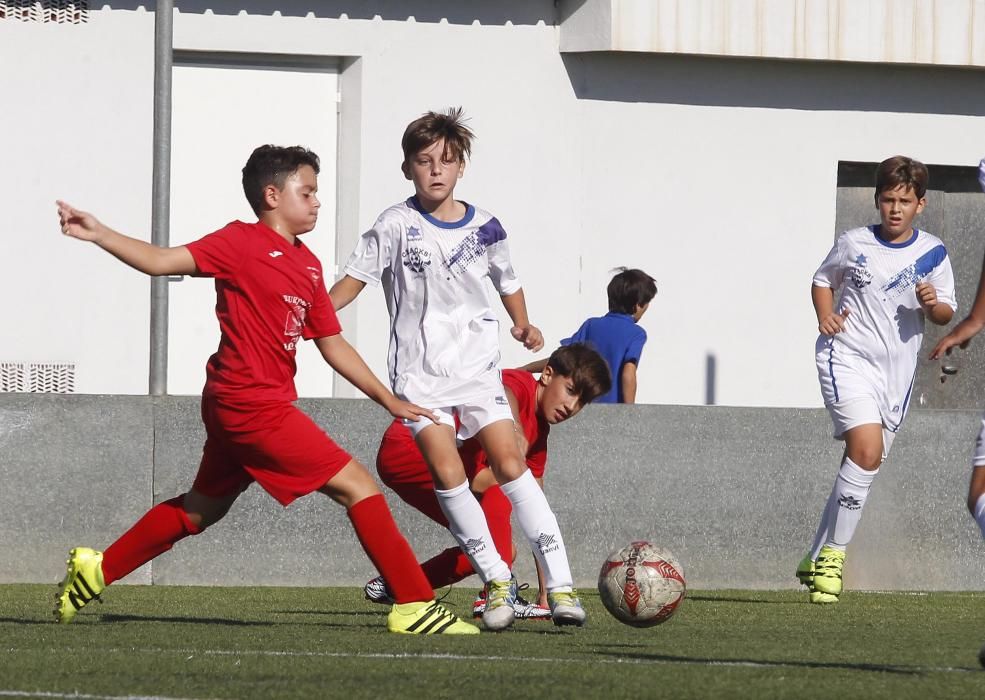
[
  {"left": 185, "top": 221, "right": 341, "bottom": 405},
  {"left": 376, "top": 369, "right": 549, "bottom": 484}
]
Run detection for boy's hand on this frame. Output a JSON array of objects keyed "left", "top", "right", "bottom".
[
  {"left": 916, "top": 282, "right": 938, "bottom": 311},
  {"left": 511, "top": 324, "right": 544, "bottom": 352},
  {"left": 56, "top": 200, "right": 103, "bottom": 242},
  {"left": 929, "top": 319, "right": 981, "bottom": 359},
  {"left": 384, "top": 397, "right": 437, "bottom": 424},
  {"left": 818, "top": 308, "right": 850, "bottom": 336}
]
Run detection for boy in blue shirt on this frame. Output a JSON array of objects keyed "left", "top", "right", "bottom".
[{"left": 526, "top": 268, "right": 656, "bottom": 403}]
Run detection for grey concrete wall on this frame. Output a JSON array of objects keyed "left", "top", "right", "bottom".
[{"left": 2, "top": 395, "right": 983, "bottom": 591}]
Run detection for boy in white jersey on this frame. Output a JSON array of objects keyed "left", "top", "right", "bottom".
[
  {"left": 797, "top": 155, "right": 956, "bottom": 604},
  {"left": 929, "top": 158, "right": 985, "bottom": 543},
  {"left": 330, "top": 108, "right": 586, "bottom": 629}
]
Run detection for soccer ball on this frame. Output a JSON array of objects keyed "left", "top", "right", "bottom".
[{"left": 597, "top": 541, "right": 686, "bottom": 627}]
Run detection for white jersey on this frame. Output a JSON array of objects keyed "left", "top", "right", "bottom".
[
  {"left": 814, "top": 225, "right": 956, "bottom": 431},
  {"left": 344, "top": 197, "right": 521, "bottom": 406}
]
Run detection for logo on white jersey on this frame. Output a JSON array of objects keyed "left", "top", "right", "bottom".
[
  {"left": 406, "top": 225, "right": 423, "bottom": 242},
  {"left": 402, "top": 246, "right": 432, "bottom": 275},
  {"left": 850, "top": 253, "right": 872, "bottom": 289},
  {"left": 269, "top": 251, "right": 284, "bottom": 258}
]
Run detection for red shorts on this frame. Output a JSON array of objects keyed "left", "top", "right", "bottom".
[{"left": 192, "top": 398, "right": 352, "bottom": 506}]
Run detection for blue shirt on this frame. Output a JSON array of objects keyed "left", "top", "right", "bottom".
[{"left": 561, "top": 312, "right": 647, "bottom": 403}]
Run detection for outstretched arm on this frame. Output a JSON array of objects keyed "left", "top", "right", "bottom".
[
  {"left": 329, "top": 275, "right": 367, "bottom": 311},
  {"left": 57, "top": 200, "right": 196, "bottom": 276},
  {"left": 930, "top": 253, "right": 985, "bottom": 358},
  {"left": 501, "top": 288, "right": 544, "bottom": 352},
  {"left": 314, "top": 334, "right": 435, "bottom": 423}
]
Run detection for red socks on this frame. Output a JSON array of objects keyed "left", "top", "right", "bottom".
[
  {"left": 101, "top": 496, "right": 200, "bottom": 585},
  {"left": 348, "top": 494, "right": 433, "bottom": 604},
  {"left": 420, "top": 485, "right": 514, "bottom": 587}
]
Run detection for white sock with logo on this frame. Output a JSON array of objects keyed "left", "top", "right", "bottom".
[
  {"left": 500, "top": 470, "right": 573, "bottom": 591},
  {"left": 823, "top": 457, "right": 878, "bottom": 550},
  {"left": 434, "top": 481, "right": 511, "bottom": 583},
  {"left": 973, "top": 492, "right": 985, "bottom": 539}
]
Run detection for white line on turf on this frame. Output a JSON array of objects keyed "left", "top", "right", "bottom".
[
  {"left": 0, "top": 692, "right": 209, "bottom": 700},
  {"left": 2, "top": 648, "right": 978, "bottom": 675}
]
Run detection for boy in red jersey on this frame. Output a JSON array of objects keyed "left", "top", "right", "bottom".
[
  {"left": 363, "top": 344, "right": 611, "bottom": 616},
  {"left": 53, "top": 145, "right": 477, "bottom": 634}
]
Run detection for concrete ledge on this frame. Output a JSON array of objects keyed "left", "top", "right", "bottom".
[{"left": 2, "top": 394, "right": 982, "bottom": 590}]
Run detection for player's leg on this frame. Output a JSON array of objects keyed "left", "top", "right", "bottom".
[
  {"left": 811, "top": 422, "right": 885, "bottom": 603},
  {"left": 318, "top": 463, "right": 477, "bottom": 635},
  {"left": 54, "top": 434, "right": 245, "bottom": 624},
  {"left": 476, "top": 418, "right": 585, "bottom": 626},
  {"left": 967, "top": 415, "right": 985, "bottom": 537},
  {"left": 413, "top": 419, "right": 515, "bottom": 630}
]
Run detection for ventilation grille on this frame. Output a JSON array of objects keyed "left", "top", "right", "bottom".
[
  {"left": 1, "top": 363, "right": 76, "bottom": 393},
  {"left": 0, "top": 1, "right": 88, "bottom": 23}
]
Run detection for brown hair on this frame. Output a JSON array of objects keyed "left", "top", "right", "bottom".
[
  {"left": 546, "top": 343, "right": 612, "bottom": 405},
  {"left": 242, "top": 145, "right": 320, "bottom": 216},
  {"left": 607, "top": 268, "right": 657, "bottom": 314},
  {"left": 874, "top": 155, "right": 929, "bottom": 202},
  {"left": 401, "top": 107, "right": 475, "bottom": 164}
]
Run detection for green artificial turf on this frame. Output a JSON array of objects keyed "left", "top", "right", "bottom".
[{"left": 1, "top": 585, "right": 983, "bottom": 699}]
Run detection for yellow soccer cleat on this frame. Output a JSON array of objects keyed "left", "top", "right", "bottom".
[
  {"left": 811, "top": 545, "right": 846, "bottom": 600},
  {"left": 481, "top": 577, "right": 517, "bottom": 631},
  {"left": 54, "top": 547, "right": 105, "bottom": 623},
  {"left": 795, "top": 554, "right": 815, "bottom": 590},
  {"left": 387, "top": 600, "right": 479, "bottom": 635},
  {"left": 548, "top": 589, "right": 587, "bottom": 627}
]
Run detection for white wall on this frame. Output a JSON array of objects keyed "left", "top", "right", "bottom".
[{"left": 4, "top": 4, "right": 985, "bottom": 406}]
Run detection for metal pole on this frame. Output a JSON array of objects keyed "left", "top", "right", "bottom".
[{"left": 149, "top": 0, "right": 173, "bottom": 395}]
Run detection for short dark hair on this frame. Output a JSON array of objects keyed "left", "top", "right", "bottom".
[
  {"left": 607, "top": 268, "right": 657, "bottom": 314},
  {"left": 401, "top": 107, "right": 475, "bottom": 164},
  {"left": 242, "top": 145, "right": 320, "bottom": 216},
  {"left": 546, "top": 343, "right": 612, "bottom": 405},
  {"left": 874, "top": 155, "right": 929, "bottom": 202}
]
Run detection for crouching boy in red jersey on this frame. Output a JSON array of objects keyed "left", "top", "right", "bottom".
[
  {"left": 53, "top": 145, "right": 477, "bottom": 634},
  {"left": 363, "top": 344, "right": 610, "bottom": 615}
]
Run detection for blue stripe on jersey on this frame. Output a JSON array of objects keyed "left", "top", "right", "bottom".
[
  {"left": 882, "top": 244, "right": 947, "bottom": 296},
  {"left": 827, "top": 345, "right": 839, "bottom": 403},
  {"left": 870, "top": 225, "right": 920, "bottom": 249},
  {"left": 408, "top": 196, "right": 476, "bottom": 229},
  {"left": 889, "top": 373, "right": 917, "bottom": 433}
]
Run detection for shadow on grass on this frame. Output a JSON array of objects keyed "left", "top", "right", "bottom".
[
  {"left": 686, "top": 594, "right": 801, "bottom": 605},
  {"left": 593, "top": 649, "right": 923, "bottom": 675}
]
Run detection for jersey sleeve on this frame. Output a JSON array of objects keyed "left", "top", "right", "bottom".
[
  {"left": 926, "top": 246, "right": 957, "bottom": 312},
  {"left": 624, "top": 327, "right": 648, "bottom": 365},
  {"left": 561, "top": 320, "right": 590, "bottom": 345},
  {"left": 302, "top": 274, "right": 343, "bottom": 339},
  {"left": 482, "top": 218, "right": 522, "bottom": 296},
  {"left": 185, "top": 222, "right": 247, "bottom": 279},
  {"left": 343, "top": 213, "right": 396, "bottom": 287},
  {"left": 812, "top": 235, "right": 848, "bottom": 290}
]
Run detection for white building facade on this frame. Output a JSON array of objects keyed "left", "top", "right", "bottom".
[{"left": 3, "top": 0, "right": 985, "bottom": 407}]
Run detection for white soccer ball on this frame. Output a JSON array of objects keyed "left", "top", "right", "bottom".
[{"left": 597, "top": 541, "right": 686, "bottom": 627}]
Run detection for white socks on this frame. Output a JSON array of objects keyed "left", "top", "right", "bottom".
[
  {"left": 817, "top": 457, "right": 878, "bottom": 551},
  {"left": 435, "top": 481, "right": 511, "bottom": 583},
  {"left": 500, "top": 470, "right": 573, "bottom": 591}
]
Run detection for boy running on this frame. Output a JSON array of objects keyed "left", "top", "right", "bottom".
[
  {"left": 364, "top": 344, "right": 611, "bottom": 618},
  {"left": 54, "top": 145, "right": 477, "bottom": 634},
  {"left": 929, "top": 158, "right": 985, "bottom": 543},
  {"left": 797, "top": 155, "right": 956, "bottom": 604},
  {"left": 330, "top": 108, "right": 587, "bottom": 629}
]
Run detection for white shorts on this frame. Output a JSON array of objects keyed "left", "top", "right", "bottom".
[
  {"left": 401, "top": 393, "right": 514, "bottom": 441},
  {"left": 972, "top": 412, "right": 985, "bottom": 467},
  {"left": 825, "top": 397, "right": 896, "bottom": 462}
]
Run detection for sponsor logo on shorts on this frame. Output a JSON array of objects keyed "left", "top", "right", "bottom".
[{"left": 494, "top": 395, "right": 508, "bottom": 405}]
